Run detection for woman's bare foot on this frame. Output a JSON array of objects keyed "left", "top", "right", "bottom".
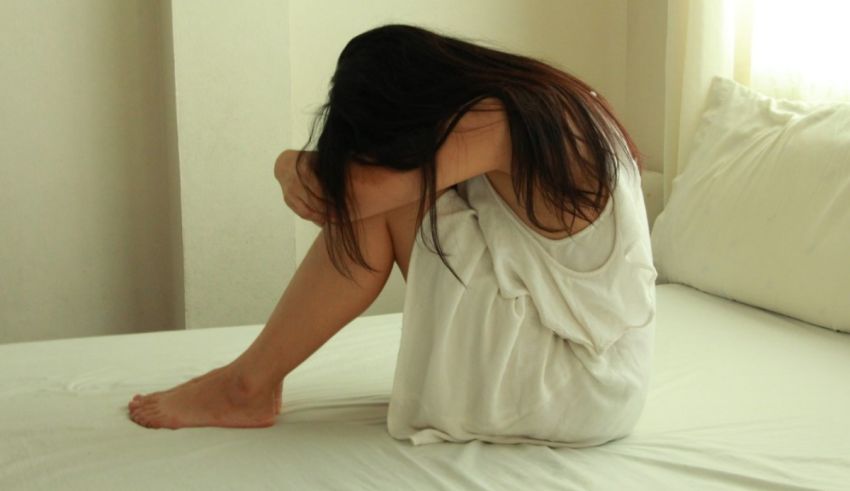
[
  {"left": 129, "top": 367, "right": 284, "bottom": 415},
  {"left": 127, "top": 365, "right": 277, "bottom": 429}
]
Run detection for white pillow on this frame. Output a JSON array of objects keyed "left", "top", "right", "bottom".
[{"left": 651, "top": 77, "right": 850, "bottom": 333}]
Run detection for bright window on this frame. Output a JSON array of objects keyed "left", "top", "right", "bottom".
[{"left": 749, "top": 0, "right": 850, "bottom": 101}]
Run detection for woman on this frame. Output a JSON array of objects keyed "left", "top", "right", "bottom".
[{"left": 128, "top": 24, "right": 657, "bottom": 447}]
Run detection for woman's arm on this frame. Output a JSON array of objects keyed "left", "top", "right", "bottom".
[{"left": 347, "top": 98, "right": 512, "bottom": 221}]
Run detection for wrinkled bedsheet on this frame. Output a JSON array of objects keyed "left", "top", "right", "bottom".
[{"left": 1, "top": 284, "right": 848, "bottom": 490}]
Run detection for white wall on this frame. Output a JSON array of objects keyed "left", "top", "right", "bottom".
[
  {"left": 170, "top": 1, "right": 295, "bottom": 330},
  {"left": 0, "top": 0, "right": 181, "bottom": 343},
  {"left": 625, "top": 0, "right": 667, "bottom": 174},
  {"left": 625, "top": 0, "right": 668, "bottom": 227},
  {"left": 1, "top": 0, "right": 661, "bottom": 342}
]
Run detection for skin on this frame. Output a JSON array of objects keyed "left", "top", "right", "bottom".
[{"left": 126, "top": 98, "right": 603, "bottom": 429}]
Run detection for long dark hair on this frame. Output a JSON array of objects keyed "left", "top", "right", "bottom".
[{"left": 297, "top": 24, "right": 641, "bottom": 285}]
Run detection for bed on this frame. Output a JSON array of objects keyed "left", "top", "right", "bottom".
[
  {"left": 5, "top": 77, "right": 850, "bottom": 489},
  {"left": 1, "top": 282, "right": 849, "bottom": 490}
]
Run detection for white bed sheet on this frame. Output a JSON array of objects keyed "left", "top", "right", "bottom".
[{"left": 1, "top": 284, "right": 849, "bottom": 490}]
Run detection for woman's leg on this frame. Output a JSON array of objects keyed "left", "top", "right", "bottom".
[{"left": 127, "top": 194, "right": 435, "bottom": 429}]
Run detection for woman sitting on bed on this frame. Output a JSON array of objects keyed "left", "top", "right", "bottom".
[{"left": 128, "top": 24, "right": 657, "bottom": 447}]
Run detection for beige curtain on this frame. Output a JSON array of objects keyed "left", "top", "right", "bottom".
[
  {"left": 662, "top": 0, "right": 750, "bottom": 205},
  {"left": 663, "top": 0, "right": 850, "bottom": 205}
]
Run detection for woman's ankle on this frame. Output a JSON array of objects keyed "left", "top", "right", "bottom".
[{"left": 227, "top": 354, "right": 284, "bottom": 396}]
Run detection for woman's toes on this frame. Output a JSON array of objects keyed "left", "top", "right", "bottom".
[
  {"left": 137, "top": 408, "right": 157, "bottom": 427},
  {"left": 133, "top": 405, "right": 149, "bottom": 418},
  {"left": 131, "top": 394, "right": 153, "bottom": 409},
  {"left": 139, "top": 405, "right": 158, "bottom": 421},
  {"left": 140, "top": 395, "right": 159, "bottom": 408},
  {"left": 128, "top": 393, "right": 164, "bottom": 428},
  {"left": 130, "top": 410, "right": 145, "bottom": 425},
  {"left": 131, "top": 402, "right": 156, "bottom": 422}
]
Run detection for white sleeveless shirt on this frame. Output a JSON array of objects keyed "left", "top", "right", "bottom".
[
  {"left": 479, "top": 175, "right": 617, "bottom": 272},
  {"left": 387, "top": 150, "right": 658, "bottom": 448}
]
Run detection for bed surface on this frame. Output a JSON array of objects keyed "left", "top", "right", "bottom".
[{"left": 2, "top": 284, "right": 849, "bottom": 490}]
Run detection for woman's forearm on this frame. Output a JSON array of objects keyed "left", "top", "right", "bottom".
[{"left": 342, "top": 105, "right": 511, "bottom": 221}]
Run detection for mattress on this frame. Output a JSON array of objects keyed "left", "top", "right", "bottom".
[{"left": 1, "top": 283, "right": 848, "bottom": 490}]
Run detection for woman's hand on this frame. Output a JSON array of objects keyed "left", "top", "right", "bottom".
[{"left": 274, "top": 149, "right": 327, "bottom": 226}]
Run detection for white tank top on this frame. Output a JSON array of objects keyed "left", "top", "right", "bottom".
[
  {"left": 478, "top": 176, "right": 616, "bottom": 272},
  {"left": 387, "top": 148, "right": 658, "bottom": 447},
  {"left": 459, "top": 153, "right": 656, "bottom": 355}
]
